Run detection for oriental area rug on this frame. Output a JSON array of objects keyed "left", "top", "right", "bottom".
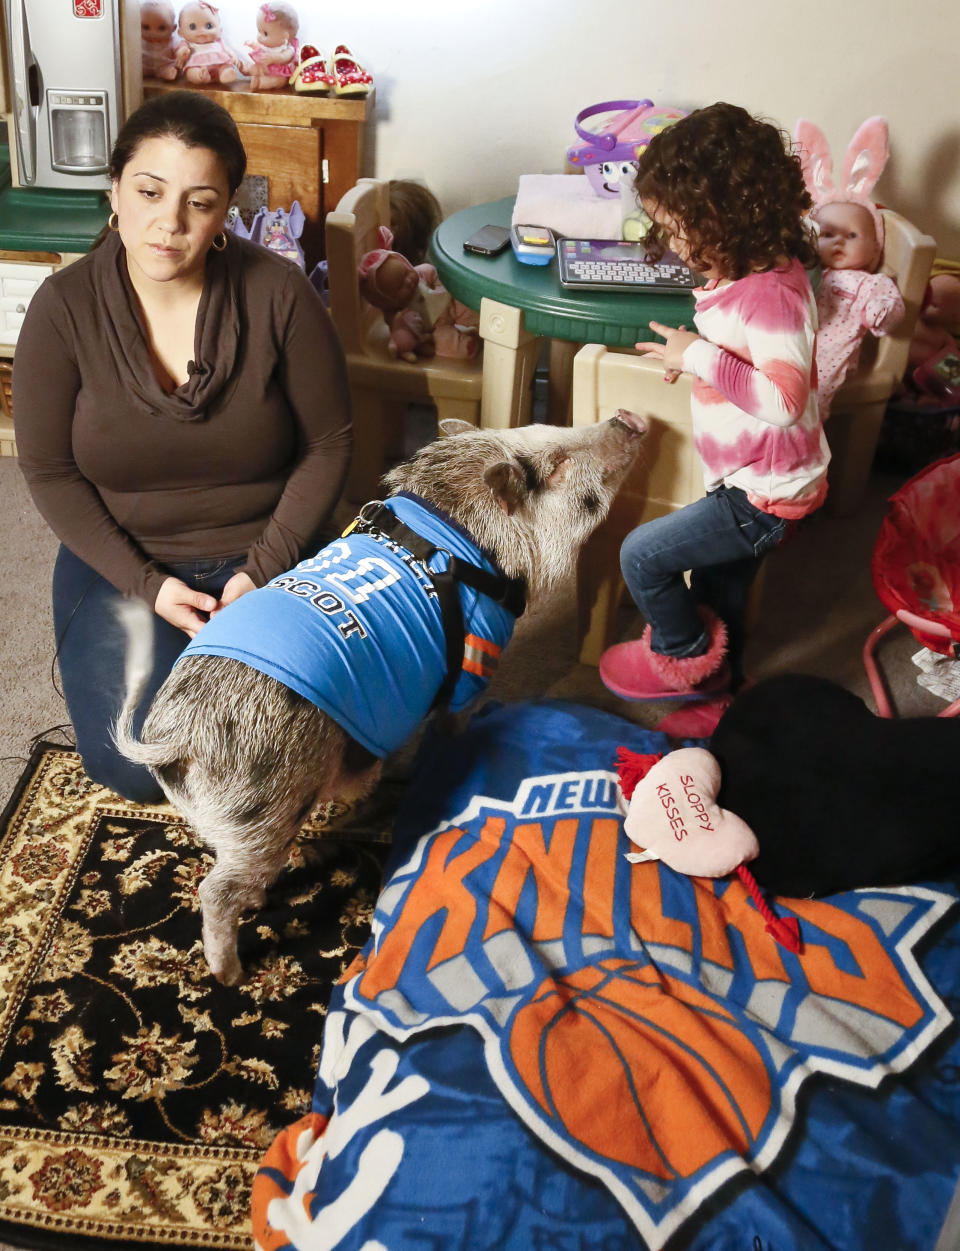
[{"left": 0, "top": 741, "right": 392, "bottom": 1251}]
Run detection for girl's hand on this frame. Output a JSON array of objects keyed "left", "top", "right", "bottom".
[
  {"left": 211, "top": 571, "right": 256, "bottom": 616},
  {"left": 155, "top": 577, "right": 218, "bottom": 638},
  {"left": 636, "top": 321, "right": 700, "bottom": 374}
]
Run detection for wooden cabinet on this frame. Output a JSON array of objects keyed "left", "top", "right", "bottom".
[{"left": 143, "top": 81, "right": 372, "bottom": 270}]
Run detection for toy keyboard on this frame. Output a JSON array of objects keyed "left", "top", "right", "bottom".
[{"left": 557, "top": 239, "right": 704, "bottom": 292}]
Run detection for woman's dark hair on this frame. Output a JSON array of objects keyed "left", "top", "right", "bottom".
[
  {"left": 634, "top": 102, "right": 816, "bottom": 278},
  {"left": 388, "top": 179, "right": 442, "bottom": 266},
  {"left": 109, "top": 90, "right": 246, "bottom": 195}
]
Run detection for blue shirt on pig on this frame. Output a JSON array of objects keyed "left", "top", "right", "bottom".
[{"left": 178, "top": 495, "right": 518, "bottom": 758}]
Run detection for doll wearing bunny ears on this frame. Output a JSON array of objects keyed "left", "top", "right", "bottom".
[{"left": 795, "top": 116, "right": 905, "bottom": 420}]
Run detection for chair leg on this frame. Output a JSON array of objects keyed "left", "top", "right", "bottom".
[
  {"left": 825, "top": 399, "right": 888, "bottom": 518},
  {"left": 345, "top": 389, "right": 390, "bottom": 505},
  {"left": 576, "top": 499, "right": 633, "bottom": 665}
]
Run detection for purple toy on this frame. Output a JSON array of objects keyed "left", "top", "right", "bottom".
[
  {"left": 225, "top": 201, "right": 306, "bottom": 269},
  {"left": 566, "top": 99, "right": 688, "bottom": 199}
]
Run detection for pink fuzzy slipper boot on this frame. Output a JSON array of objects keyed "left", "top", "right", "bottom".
[{"left": 599, "top": 609, "right": 729, "bottom": 702}]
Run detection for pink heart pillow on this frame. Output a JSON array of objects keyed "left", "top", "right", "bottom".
[{"left": 623, "top": 747, "right": 758, "bottom": 878}]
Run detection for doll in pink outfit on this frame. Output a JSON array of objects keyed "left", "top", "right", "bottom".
[
  {"left": 140, "top": 1, "right": 181, "bottom": 81},
  {"left": 245, "top": 1, "right": 299, "bottom": 91},
  {"left": 359, "top": 226, "right": 480, "bottom": 362},
  {"left": 795, "top": 116, "right": 905, "bottom": 421},
  {"left": 175, "top": 1, "right": 246, "bottom": 84}
]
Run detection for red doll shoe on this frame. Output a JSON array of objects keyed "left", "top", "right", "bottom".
[
  {"left": 292, "top": 46, "right": 333, "bottom": 94},
  {"left": 330, "top": 44, "right": 373, "bottom": 96}
]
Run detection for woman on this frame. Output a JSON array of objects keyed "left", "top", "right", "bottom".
[{"left": 14, "top": 90, "right": 352, "bottom": 802}]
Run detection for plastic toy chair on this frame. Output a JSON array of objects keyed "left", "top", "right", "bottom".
[
  {"left": 325, "top": 179, "right": 483, "bottom": 503},
  {"left": 826, "top": 209, "right": 936, "bottom": 518},
  {"left": 864, "top": 451, "right": 960, "bottom": 718},
  {"left": 570, "top": 344, "right": 774, "bottom": 666},
  {"left": 570, "top": 345, "right": 704, "bottom": 664}
]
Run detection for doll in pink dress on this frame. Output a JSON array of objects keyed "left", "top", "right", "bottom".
[
  {"left": 245, "top": 2, "right": 299, "bottom": 91},
  {"left": 795, "top": 116, "right": 905, "bottom": 421},
  {"left": 175, "top": 1, "right": 246, "bottom": 84}
]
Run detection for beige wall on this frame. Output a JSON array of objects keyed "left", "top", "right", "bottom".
[{"left": 220, "top": 0, "right": 960, "bottom": 257}]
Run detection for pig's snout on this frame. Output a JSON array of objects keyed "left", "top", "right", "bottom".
[{"left": 611, "top": 409, "right": 647, "bottom": 437}]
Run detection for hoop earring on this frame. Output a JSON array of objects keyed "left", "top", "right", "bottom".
[
  {"left": 108, "top": 212, "right": 119, "bottom": 231},
  {"left": 211, "top": 232, "right": 227, "bottom": 252}
]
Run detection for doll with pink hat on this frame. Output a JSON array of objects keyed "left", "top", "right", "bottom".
[
  {"left": 175, "top": 1, "right": 247, "bottom": 84},
  {"left": 358, "top": 226, "right": 479, "bottom": 363},
  {"left": 245, "top": 1, "right": 299, "bottom": 91},
  {"left": 794, "top": 116, "right": 905, "bottom": 420}
]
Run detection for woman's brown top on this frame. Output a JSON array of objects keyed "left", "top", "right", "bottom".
[{"left": 14, "top": 229, "right": 353, "bottom": 605}]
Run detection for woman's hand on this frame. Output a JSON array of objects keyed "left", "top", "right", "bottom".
[
  {"left": 155, "top": 577, "right": 219, "bottom": 637},
  {"left": 636, "top": 321, "right": 700, "bottom": 380},
  {"left": 212, "top": 571, "right": 256, "bottom": 615}
]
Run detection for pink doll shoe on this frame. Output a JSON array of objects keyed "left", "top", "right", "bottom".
[
  {"left": 330, "top": 45, "right": 373, "bottom": 96},
  {"left": 292, "top": 45, "right": 333, "bottom": 94}
]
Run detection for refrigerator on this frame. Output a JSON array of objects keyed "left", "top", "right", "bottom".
[{"left": 1, "top": 0, "right": 141, "bottom": 191}]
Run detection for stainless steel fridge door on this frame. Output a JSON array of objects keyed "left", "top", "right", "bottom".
[{"left": 3, "top": 0, "right": 122, "bottom": 189}]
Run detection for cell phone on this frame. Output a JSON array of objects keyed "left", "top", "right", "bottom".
[{"left": 463, "top": 224, "right": 511, "bottom": 257}]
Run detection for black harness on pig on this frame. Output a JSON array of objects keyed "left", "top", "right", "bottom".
[{"left": 354, "top": 497, "right": 527, "bottom": 710}]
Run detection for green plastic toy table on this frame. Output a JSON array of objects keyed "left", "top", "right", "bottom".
[{"left": 430, "top": 196, "right": 696, "bottom": 426}]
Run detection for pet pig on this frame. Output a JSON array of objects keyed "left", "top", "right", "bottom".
[{"left": 115, "top": 412, "right": 647, "bottom": 985}]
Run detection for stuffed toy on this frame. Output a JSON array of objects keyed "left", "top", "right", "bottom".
[
  {"left": 140, "top": 0, "right": 181, "bottom": 80},
  {"left": 708, "top": 672, "right": 960, "bottom": 899},
  {"left": 245, "top": 1, "right": 299, "bottom": 91},
  {"left": 904, "top": 273, "right": 960, "bottom": 402},
  {"left": 358, "top": 226, "right": 480, "bottom": 363},
  {"left": 615, "top": 745, "right": 801, "bottom": 951},
  {"left": 794, "top": 116, "right": 905, "bottom": 421},
  {"left": 175, "top": 1, "right": 247, "bottom": 84}
]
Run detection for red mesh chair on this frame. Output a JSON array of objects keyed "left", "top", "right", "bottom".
[{"left": 864, "top": 451, "right": 960, "bottom": 717}]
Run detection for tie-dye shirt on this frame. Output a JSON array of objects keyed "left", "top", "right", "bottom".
[{"left": 681, "top": 259, "right": 829, "bottom": 519}]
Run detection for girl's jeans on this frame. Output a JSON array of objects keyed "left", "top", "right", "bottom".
[
  {"left": 619, "top": 485, "right": 788, "bottom": 682},
  {"left": 52, "top": 545, "right": 243, "bottom": 803}
]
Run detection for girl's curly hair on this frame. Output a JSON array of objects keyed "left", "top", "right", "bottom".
[{"left": 634, "top": 102, "right": 817, "bottom": 279}]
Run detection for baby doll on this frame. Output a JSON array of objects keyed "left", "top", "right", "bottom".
[
  {"left": 140, "top": 0, "right": 181, "bottom": 80},
  {"left": 245, "top": 1, "right": 299, "bottom": 91},
  {"left": 175, "top": 1, "right": 246, "bottom": 84},
  {"left": 795, "top": 116, "right": 905, "bottom": 420},
  {"left": 359, "top": 226, "right": 479, "bottom": 363},
  {"left": 906, "top": 273, "right": 960, "bottom": 397}
]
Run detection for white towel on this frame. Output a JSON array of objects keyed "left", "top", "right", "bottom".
[{"left": 512, "top": 174, "right": 623, "bottom": 240}]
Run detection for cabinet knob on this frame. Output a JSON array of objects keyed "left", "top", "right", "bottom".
[{"left": 15, "top": 304, "right": 25, "bottom": 314}]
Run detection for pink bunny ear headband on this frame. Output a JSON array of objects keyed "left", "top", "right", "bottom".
[
  {"left": 358, "top": 226, "right": 397, "bottom": 286},
  {"left": 794, "top": 116, "right": 889, "bottom": 259}
]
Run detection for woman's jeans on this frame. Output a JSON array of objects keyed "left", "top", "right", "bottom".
[
  {"left": 620, "top": 485, "right": 788, "bottom": 682},
  {"left": 52, "top": 545, "right": 243, "bottom": 803}
]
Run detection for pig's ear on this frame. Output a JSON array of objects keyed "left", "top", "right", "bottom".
[
  {"left": 484, "top": 460, "right": 526, "bottom": 514},
  {"left": 439, "top": 418, "right": 476, "bottom": 438}
]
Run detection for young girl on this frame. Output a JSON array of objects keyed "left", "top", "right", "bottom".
[{"left": 599, "top": 102, "right": 829, "bottom": 732}]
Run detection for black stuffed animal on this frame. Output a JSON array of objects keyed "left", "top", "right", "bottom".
[{"left": 709, "top": 673, "right": 960, "bottom": 898}]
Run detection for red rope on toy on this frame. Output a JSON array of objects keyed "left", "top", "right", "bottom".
[
  {"left": 614, "top": 746, "right": 663, "bottom": 800},
  {"left": 736, "top": 865, "right": 802, "bottom": 954}
]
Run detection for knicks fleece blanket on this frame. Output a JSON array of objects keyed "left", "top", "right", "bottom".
[{"left": 252, "top": 700, "right": 960, "bottom": 1250}]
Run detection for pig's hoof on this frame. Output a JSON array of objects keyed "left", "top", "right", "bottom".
[{"left": 213, "top": 961, "right": 244, "bottom": 987}]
